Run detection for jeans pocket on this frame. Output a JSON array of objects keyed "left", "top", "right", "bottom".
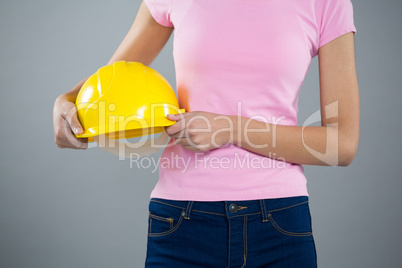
[
  {"left": 147, "top": 200, "right": 185, "bottom": 238},
  {"left": 267, "top": 201, "right": 313, "bottom": 237}
]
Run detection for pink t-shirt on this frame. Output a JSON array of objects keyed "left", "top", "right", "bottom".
[{"left": 143, "top": 0, "right": 357, "bottom": 201}]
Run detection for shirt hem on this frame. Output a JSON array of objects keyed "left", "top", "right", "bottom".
[
  {"left": 149, "top": 189, "right": 309, "bottom": 202},
  {"left": 319, "top": 24, "right": 357, "bottom": 49},
  {"left": 143, "top": 0, "right": 174, "bottom": 27}
]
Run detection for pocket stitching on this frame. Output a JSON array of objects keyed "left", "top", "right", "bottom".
[
  {"left": 148, "top": 210, "right": 185, "bottom": 237},
  {"left": 149, "top": 213, "right": 174, "bottom": 229},
  {"left": 149, "top": 213, "right": 174, "bottom": 223},
  {"left": 266, "top": 200, "right": 309, "bottom": 213},
  {"left": 268, "top": 213, "right": 312, "bottom": 237}
]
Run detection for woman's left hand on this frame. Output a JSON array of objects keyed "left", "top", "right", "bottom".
[{"left": 165, "top": 111, "right": 235, "bottom": 152}]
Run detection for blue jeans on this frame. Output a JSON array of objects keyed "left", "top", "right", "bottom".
[{"left": 145, "top": 196, "right": 317, "bottom": 268}]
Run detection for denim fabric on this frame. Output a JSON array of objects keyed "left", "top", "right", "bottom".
[{"left": 145, "top": 196, "right": 317, "bottom": 268}]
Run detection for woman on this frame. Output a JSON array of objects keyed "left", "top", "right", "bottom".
[{"left": 53, "top": 0, "right": 359, "bottom": 267}]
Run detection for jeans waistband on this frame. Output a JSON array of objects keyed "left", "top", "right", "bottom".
[{"left": 149, "top": 196, "right": 309, "bottom": 222}]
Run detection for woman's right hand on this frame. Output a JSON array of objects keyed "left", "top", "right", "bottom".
[
  {"left": 53, "top": 95, "right": 88, "bottom": 149},
  {"left": 52, "top": 1, "right": 174, "bottom": 150}
]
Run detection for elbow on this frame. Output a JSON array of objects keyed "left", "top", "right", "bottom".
[{"left": 338, "top": 139, "right": 359, "bottom": 167}]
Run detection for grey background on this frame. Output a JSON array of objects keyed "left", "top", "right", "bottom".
[{"left": 0, "top": 0, "right": 400, "bottom": 267}]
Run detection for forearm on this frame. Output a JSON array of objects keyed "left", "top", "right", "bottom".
[
  {"left": 56, "top": 76, "right": 89, "bottom": 104},
  {"left": 229, "top": 115, "right": 352, "bottom": 167}
]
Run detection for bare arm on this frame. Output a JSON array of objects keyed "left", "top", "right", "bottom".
[
  {"left": 53, "top": 1, "right": 174, "bottom": 149},
  {"left": 231, "top": 32, "right": 360, "bottom": 166}
]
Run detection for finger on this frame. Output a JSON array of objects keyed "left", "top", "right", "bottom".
[
  {"left": 167, "top": 111, "right": 191, "bottom": 120},
  {"left": 165, "top": 118, "right": 187, "bottom": 136},
  {"left": 63, "top": 103, "right": 84, "bottom": 135},
  {"left": 58, "top": 118, "right": 88, "bottom": 149},
  {"left": 168, "top": 129, "right": 188, "bottom": 139},
  {"left": 56, "top": 133, "right": 88, "bottom": 149},
  {"left": 166, "top": 113, "right": 181, "bottom": 121},
  {"left": 77, "top": 138, "right": 89, "bottom": 148},
  {"left": 61, "top": 134, "right": 88, "bottom": 149}
]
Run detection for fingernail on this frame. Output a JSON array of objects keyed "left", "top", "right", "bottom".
[{"left": 74, "top": 127, "right": 81, "bottom": 134}]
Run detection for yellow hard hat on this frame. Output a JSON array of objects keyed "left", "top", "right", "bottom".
[{"left": 74, "top": 61, "right": 184, "bottom": 143}]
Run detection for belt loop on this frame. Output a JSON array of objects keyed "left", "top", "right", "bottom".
[
  {"left": 183, "top": 201, "right": 194, "bottom": 220},
  {"left": 259, "top": 199, "right": 269, "bottom": 222}
]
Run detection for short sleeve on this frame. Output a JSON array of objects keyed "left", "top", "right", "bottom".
[
  {"left": 143, "top": 0, "right": 174, "bottom": 27},
  {"left": 318, "top": 0, "right": 357, "bottom": 49}
]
